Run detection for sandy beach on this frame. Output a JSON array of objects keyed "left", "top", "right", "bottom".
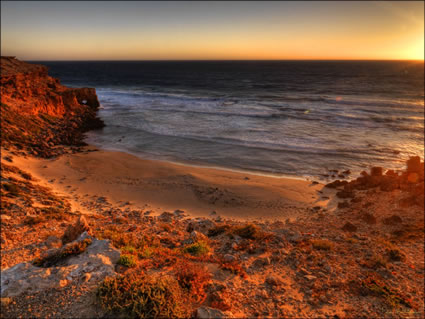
[
  {"left": 7, "top": 146, "right": 335, "bottom": 221},
  {"left": 1, "top": 57, "right": 423, "bottom": 319}
]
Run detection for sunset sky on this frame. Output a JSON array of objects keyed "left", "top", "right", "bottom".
[{"left": 1, "top": 1, "right": 424, "bottom": 61}]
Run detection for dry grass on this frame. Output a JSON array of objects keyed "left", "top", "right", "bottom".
[{"left": 310, "top": 239, "right": 334, "bottom": 251}]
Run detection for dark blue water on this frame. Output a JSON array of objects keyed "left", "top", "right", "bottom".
[{"left": 39, "top": 60, "right": 424, "bottom": 179}]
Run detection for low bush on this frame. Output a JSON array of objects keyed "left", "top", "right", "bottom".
[
  {"left": 387, "top": 248, "right": 406, "bottom": 262},
  {"left": 97, "top": 272, "right": 190, "bottom": 318},
  {"left": 117, "top": 254, "right": 137, "bottom": 268},
  {"left": 359, "top": 275, "right": 413, "bottom": 309},
  {"left": 183, "top": 241, "right": 210, "bottom": 256},
  {"left": 174, "top": 261, "right": 211, "bottom": 302},
  {"left": 219, "top": 261, "right": 247, "bottom": 278}
]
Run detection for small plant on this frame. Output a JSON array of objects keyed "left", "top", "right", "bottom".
[
  {"left": 368, "top": 256, "right": 388, "bottom": 269},
  {"left": 138, "top": 247, "right": 155, "bottom": 259},
  {"left": 97, "top": 272, "right": 190, "bottom": 318},
  {"left": 183, "top": 241, "right": 211, "bottom": 256},
  {"left": 117, "top": 254, "right": 137, "bottom": 268},
  {"left": 311, "top": 239, "right": 334, "bottom": 251},
  {"left": 121, "top": 246, "right": 136, "bottom": 254},
  {"left": 33, "top": 238, "right": 92, "bottom": 267},
  {"left": 97, "top": 229, "right": 140, "bottom": 249},
  {"left": 387, "top": 248, "right": 406, "bottom": 262},
  {"left": 219, "top": 260, "right": 247, "bottom": 278},
  {"left": 158, "top": 222, "right": 172, "bottom": 232},
  {"left": 174, "top": 261, "right": 211, "bottom": 302},
  {"left": 360, "top": 275, "right": 413, "bottom": 309}
]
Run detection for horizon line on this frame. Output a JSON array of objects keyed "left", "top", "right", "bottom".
[{"left": 24, "top": 58, "right": 425, "bottom": 62}]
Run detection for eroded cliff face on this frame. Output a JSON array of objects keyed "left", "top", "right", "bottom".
[
  {"left": 1, "top": 57, "right": 99, "bottom": 116},
  {"left": 1, "top": 57, "right": 104, "bottom": 157}
]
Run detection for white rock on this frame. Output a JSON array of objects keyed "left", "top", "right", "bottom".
[
  {"left": 195, "top": 306, "right": 231, "bottom": 319},
  {"left": 1, "top": 235, "right": 120, "bottom": 298}
]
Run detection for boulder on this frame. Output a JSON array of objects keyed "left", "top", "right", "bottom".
[
  {"left": 1, "top": 233, "right": 120, "bottom": 298},
  {"left": 406, "top": 156, "right": 421, "bottom": 173},
  {"left": 370, "top": 167, "right": 383, "bottom": 177}
]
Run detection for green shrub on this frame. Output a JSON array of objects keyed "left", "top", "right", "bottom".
[
  {"left": 117, "top": 254, "right": 137, "bottom": 268},
  {"left": 33, "top": 238, "right": 92, "bottom": 267},
  {"left": 183, "top": 241, "right": 210, "bottom": 256},
  {"left": 97, "top": 273, "right": 190, "bottom": 318},
  {"left": 138, "top": 247, "right": 155, "bottom": 259}
]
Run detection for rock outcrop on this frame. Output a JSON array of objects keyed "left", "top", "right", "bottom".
[
  {"left": 1, "top": 232, "right": 120, "bottom": 298},
  {"left": 0, "top": 56, "right": 104, "bottom": 156}
]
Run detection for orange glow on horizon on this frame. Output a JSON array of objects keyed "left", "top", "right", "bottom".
[{"left": 1, "top": 1, "right": 424, "bottom": 61}]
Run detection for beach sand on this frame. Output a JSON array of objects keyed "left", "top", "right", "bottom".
[{"left": 8, "top": 146, "right": 336, "bottom": 221}]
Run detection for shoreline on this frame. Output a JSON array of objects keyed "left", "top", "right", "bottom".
[
  {"left": 3, "top": 145, "right": 336, "bottom": 222},
  {"left": 84, "top": 143, "right": 313, "bottom": 182}
]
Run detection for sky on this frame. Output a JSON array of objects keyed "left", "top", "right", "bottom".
[{"left": 1, "top": 1, "right": 424, "bottom": 61}]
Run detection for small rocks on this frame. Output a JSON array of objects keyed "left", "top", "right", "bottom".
[
  {"left": 336, "top": 190, "right": 354, "bottom": 199},
  {"left": 360, "top": 213, "right": 376, "bottom": 225},
  {"left": 189, "top": 230, "right": 208, "bottom": 243},
  {"left": 158, "top": 211, "right": 174, "bottom": 222},
  {"left": 337, "top": 201, "right": 350, "bottom": 209},
  {"left": 265, "top": 275, "right": 282, "bottom": 286},
  {"left": 342, "top": 222, "right": 357, "bottom": 232},
  {"left": 250, "top": 257, "right": 271, "bottom": 269},
  {"left": 3, "top": 156, "right": 13, "bottom": 162},
  {"left": 304, "top": 275, "right": 317, "bottom": 281},
  {"left": 61, "top": 215, "right": 90, "bottom": 244},
  {"left": 325, "top": 180, "right": 348, "bottom": 189},
  {"left": 223, "top": 254, "right": 237, "bottom": 263},
  {"left": 382, "top": 215, "right": 402, "bottom": 225}
]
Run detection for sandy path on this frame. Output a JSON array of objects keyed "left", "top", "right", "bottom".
[{"left": 8, "top": 146, "right": 337, "bottom": 221}]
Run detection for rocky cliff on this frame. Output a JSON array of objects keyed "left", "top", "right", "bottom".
[{"left": 1, "top": 57, "right": 104, "bottom": 157}]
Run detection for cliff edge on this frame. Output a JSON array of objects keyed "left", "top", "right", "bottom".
[{"left": 1, "top": 57, "right": 104, "bottom": 157}]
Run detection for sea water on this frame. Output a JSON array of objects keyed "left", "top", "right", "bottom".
[{"left": 40, "top": 60, "right": 424, "bottom": 180}]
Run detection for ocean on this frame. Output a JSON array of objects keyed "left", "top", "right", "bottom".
[{"left": 39, "top": 60, "right": 424, "bottom": 180}]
